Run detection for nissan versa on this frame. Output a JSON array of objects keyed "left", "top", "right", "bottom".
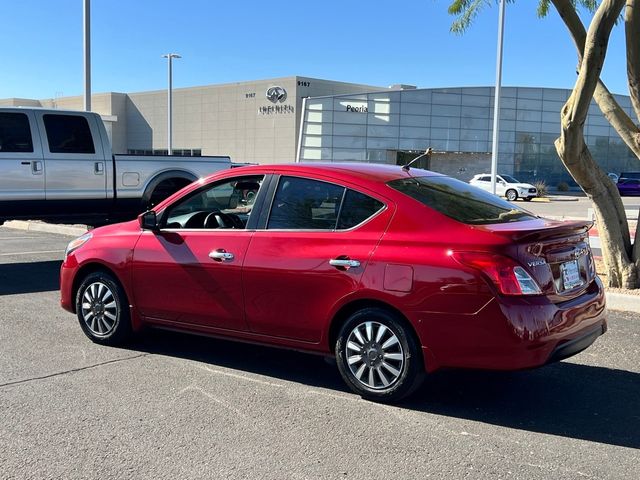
[{"left": 60, "top": 163, "right": 606, "bottom": 402}]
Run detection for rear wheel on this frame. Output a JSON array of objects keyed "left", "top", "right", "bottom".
[
  {"left": 147, "top": 178, "right": 191, "bottom": 209},
  {"left": 75, "top": 271, "right": 132, "bottom": 345},
  {"left": 505, "top": 189, "right": 518, "bottom": 201},
  {"left": 335, "top": 308, "right": 424, "bottom": 402}
]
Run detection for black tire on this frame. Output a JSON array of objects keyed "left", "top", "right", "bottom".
[
  {"left": 335, "top": 308, "right": 424, "bottom": 402},
  {"left": 523, "top": 197, "right": 533, "bottom": 202},
  {"left": 147, "top": 178, "right": 191, "bottom": 209},
  {"left": 75, "top": 271, "right": 132, "bottom": 345},
  {"left": 505, "top": 189, "right": 518, "bottom": 201}
]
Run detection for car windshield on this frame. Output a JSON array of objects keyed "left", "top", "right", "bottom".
[
  {"left": 500, "top": 174, "right": 519, "bottom": 183},
  {"left": 388, "top": 176, "right": 538, "bottom": 225}
]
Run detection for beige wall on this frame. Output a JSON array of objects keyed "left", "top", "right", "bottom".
[{"left": 127, "top": 76, "right": 380, "bottom": 163}]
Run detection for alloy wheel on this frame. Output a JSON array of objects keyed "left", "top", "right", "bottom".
[
  {"left": 345, "top": 321, "right": 405, "bottom": 390},
  {"left": 80, "top": 282, "right": 118, "bottom": 336}
]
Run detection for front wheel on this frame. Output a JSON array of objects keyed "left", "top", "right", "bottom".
[
  {"left": 75, "top": 271, "right": 132, "bottom": 345},
  {"left": 335, "top": 308, "right": 424, "bottom": 402},
  {"left": 523, "top": 197, "right": 533, "bottom": 202},
  {"left": 505, "top": 189, "right": 518, "bottom": 201}
]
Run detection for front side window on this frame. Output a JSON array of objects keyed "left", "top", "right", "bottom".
[
  {"left": 0, "top": 113, "right": 33, "bottom": 153},
  {"left": 164, "top": 175, "right": 263, "bottom": 229},
  {"left": 43, "top": 114, "right": 95, "bottom": 154},
  {"left": 388, "top": 176, "right": 537, "bottom": 225},
  {"left": 267, "top": 176, "right": 384, "bottom": 230}
]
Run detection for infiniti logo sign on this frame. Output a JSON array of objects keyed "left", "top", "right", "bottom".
[{"left": 266, "top": 86, "right": 287, "bottom": 104}]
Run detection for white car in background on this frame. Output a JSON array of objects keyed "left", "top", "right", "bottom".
[{"left": 469, "top": 174, "right": 538, "bottom": 202}]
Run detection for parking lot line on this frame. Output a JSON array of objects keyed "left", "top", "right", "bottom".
[
  {"left": 0, "top": 237, "right": 40, "bottom": 240},
  {"left": 0, "top": 250, "right": 62, "bottom": 256}
]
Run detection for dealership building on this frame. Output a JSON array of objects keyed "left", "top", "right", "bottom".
[{"left": 2, "top": 76, "right": 637, "bottom": 186}]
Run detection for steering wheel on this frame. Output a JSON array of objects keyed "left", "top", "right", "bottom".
[
  {"left": 183, "top": 211, "right": 210, "bottom": 229},
  {"left": 204, "top": 211, "right": 235, "bottom": 229}
]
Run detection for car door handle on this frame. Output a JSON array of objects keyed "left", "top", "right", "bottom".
[
  {"left": 209, "top": 249, "right": 234, "bottom": 262},
  {"left": 94, "top": 162, "right": 104, "bottom": 174},
  {"left": 329, "top": 258, "right": 361, "bottom": 269}
]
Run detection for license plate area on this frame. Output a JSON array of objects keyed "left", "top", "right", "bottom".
[{"left": 561, "top": 259, "right": 583, "bottom": 290}]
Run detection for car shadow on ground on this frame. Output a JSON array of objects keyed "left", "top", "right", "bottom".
[
  {"left": 133, "top": 329, "right": 639, "bottom": 450},
  {"left": 0, "top": 261, "right": 60, "bottom": 295}
]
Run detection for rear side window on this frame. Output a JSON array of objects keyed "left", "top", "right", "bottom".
[
  {"left": 388, "top": 176, "right": 537, "bottom": 225},
  {"left": 337, "top": 190, "right": 384, "bottom": 229},
  {"left": 43, "top": 114, "right": 95, "bottom": 154},
  {"left": 0, "top": 113, "right": 33, "bottom": 153}
]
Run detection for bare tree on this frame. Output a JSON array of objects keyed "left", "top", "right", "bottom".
[{"left": 449, "top": 0, "right": 640, "bottom": 288}]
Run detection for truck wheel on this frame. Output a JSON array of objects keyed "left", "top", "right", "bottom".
[{"left": 148, "top": 178, "right": 191, "bottom": 209}]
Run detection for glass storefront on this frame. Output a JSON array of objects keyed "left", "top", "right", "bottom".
[{"left": 298, "top": 87, "right": 639, "bottom": 186}]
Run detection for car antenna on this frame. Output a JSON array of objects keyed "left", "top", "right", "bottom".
[{"left": 402, "top": 147, "right": 432, "bottom": 172}]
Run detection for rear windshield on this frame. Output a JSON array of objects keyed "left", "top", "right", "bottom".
[{"left": 388, "top": 176, "right": 538, "bottom": 225}]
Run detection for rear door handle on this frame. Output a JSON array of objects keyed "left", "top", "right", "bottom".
[
  {"left": 209, "top": 249, "right": 234, "bottom": 262},
  {"left": 329, "top": 258, "right": 361, "bottom": 269},
  {"left": 94, "top": 162, "right": 104, "bottom": 174}
]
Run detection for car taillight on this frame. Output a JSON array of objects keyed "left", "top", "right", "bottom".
[{"left": 450, "top": 251, "right": 542, "bottom": 295}]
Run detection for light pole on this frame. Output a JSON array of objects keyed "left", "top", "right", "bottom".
[
  {"left": 162, "top": 53, "right": 181, "bottom": 155},
  {"left": 83, "top": 0, "right": 91, "bottom": 111},
  {"left": 490, "top": 0, "right": 506, "bottom": 195}
]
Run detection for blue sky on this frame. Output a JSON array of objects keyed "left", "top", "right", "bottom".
[{"left": 0, "top": 0, "right": 630, "bottom": 99}]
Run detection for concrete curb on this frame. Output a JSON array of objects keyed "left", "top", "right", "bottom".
[
  {"left": 3, "top": 220, "right": 639, "bottom": 313},
  {"left": 605, "top": 292, "right": 640, "bottom": 312},
  {"left": 547, "top": 195, "right": 580, "bottom": 202},
  {"left": 530, "top": 196, "right": 579, "bottom": 203},
  {"left": 4, "top": 220, "right": 87, "bottom": 237}
]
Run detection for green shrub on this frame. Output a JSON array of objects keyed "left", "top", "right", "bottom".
[
  {"left": 557, "top": 181, "right": 570, "bottom": 192},
  {"left": 534, "top": 180, "right": 548, "bottom": 197}
]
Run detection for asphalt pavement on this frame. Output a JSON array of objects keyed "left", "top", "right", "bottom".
[{"left": 1, "top": 227, "right": 639, "bottom": 479}]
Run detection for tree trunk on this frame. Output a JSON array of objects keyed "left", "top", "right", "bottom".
[{"left": 552, "top": 0, "right": 639, "bottom": 288}]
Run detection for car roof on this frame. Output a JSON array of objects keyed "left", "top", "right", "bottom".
[{"left": 221, "top": 162, "right": 444, "bottom": 185}]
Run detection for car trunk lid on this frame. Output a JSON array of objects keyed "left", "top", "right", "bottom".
[{"left": 475, "top": 219, "right": 596, "bottom": 300}]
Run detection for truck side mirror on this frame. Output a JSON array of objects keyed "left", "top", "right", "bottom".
[{"left": 139, "top": 211, "right": 159, "bottom": 230}]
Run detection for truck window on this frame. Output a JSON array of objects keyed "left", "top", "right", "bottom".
[
  {"left": 0, "top": 112, "right": 33, "bottom": 153},
  {"left": 43, "top": 114, "right": 95, "bottom": 154}
]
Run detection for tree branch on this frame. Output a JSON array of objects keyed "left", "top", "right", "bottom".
[
  {"left": 551, "top": 0, "right": 640, "bottom": 157},
  {"left": 570, "top": 0, "right": 625, "bottom": 127},
  {"left": 626, "top": 0, "right": 640, "bottom": 120}
]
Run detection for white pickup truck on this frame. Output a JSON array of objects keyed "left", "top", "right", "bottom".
[{"left": 0, "top": 107, "right": 232, "bottom": 226}]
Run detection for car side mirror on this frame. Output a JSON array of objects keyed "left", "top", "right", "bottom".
[
  {"left": 139, "top": 211, "right": 159, "bottom": 231},
  {"left": 499, "top": 180, "right": 506, "bottom": 185}
]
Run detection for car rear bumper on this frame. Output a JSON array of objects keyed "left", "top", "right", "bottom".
[
  {"left": 417, "top": 276, "right": 606, "bottom": 372},
  {"left": 546, "top": 322, "right": 606, "bottom": 364}
]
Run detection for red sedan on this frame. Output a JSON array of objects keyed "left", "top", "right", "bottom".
[{"left": 60, "top": 163, "right": 606, "bottom": 402}]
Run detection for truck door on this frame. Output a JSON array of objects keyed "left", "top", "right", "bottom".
[
  {"left": 0, "top": 111, "right": 45, "bottom": 215},
  {"left": 35, "top": 112, "right": 108, "bottom": 211}
]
